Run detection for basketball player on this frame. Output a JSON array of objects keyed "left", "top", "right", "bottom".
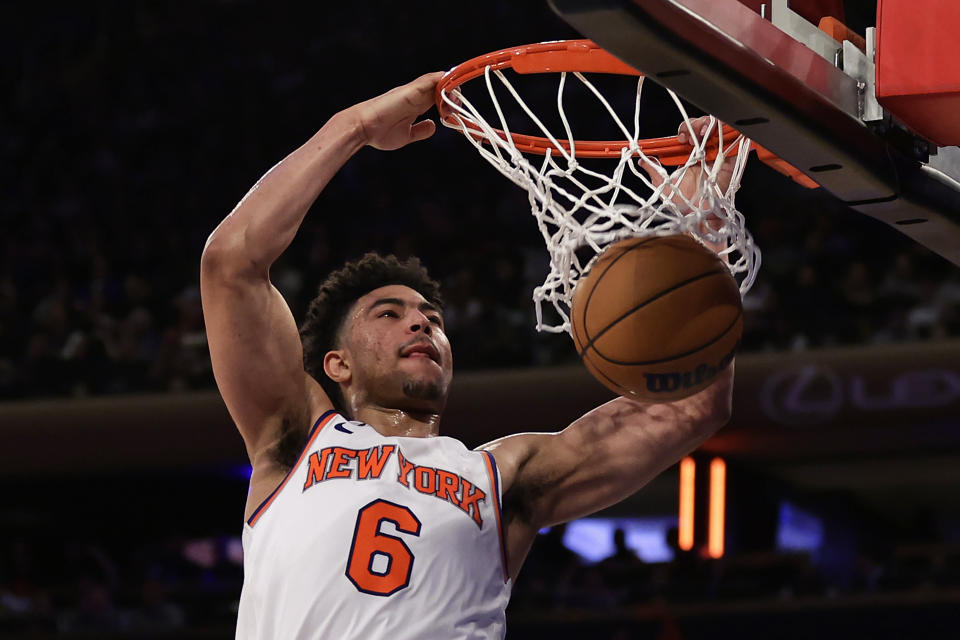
[{"left": 201, "top": 72, "right": 734, "bottom": 639}]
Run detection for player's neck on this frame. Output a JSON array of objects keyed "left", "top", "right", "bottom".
[{"left": 353, "top": 404, "right": 441, "bottom": 438}]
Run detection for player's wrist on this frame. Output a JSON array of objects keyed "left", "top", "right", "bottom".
[{"left": 328, "top": 107, "right": 370, "bottom": 152}]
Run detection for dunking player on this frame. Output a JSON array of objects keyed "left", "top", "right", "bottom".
[{"left": 201, "top": 73, "right": 733, "bottom": 638}]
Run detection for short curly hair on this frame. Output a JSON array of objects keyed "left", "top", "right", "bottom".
[{"left": 300, "top": 252, "right": 444, "bottom": 416}]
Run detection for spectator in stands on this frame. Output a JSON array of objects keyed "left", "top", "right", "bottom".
[
  {"left": 128, "top": 573, "right": 185, "bottom": 632},
  {"left": 599, "top": 528, "right": 651, "bottom": 603},
  {"left": 663, "top": 527, "right": 709, "bottom": 601}
]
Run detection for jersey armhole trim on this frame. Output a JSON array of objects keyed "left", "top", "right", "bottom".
[
  {"left": 246, "top": 410, "right": 339, "bottom": 527},
  {"left": 481, "top": 450, "right": 510, "bottom": 584}
]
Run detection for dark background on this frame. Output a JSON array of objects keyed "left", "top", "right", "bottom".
[
  {"left": 3, "top": 1, "right": 960, "bottom": 638},
  {"left": 2, "top": 1, "right": 949, "bottom": 398}
]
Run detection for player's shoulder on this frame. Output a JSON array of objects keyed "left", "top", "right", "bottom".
[
  {"left": 403, "top": 431, "right": 476, "bottom": 458},
  {"left": 474, "top": 431, "right": 554, "bottom": 495},
  {"left": 475, "top": 431, "right": 544, "bottom": 460}
]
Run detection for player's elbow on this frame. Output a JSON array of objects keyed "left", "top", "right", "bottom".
[
  {"left": 201, "top": 229, "right": 263, "bottom": 282},
  {"left": 200, "top": 238, "right": 236, "bottom": 280}
]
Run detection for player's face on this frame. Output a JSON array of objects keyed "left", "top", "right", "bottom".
[{"left": 340, "top": 284, "right": 453, "bottom": 413}]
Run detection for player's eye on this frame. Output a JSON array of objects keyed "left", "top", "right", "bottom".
[
  {"left": 428, "top": 316, "right": 442, "bottom": 326},
  {"left": 379, "top": 310, "right": 399, "bottom": 318}
]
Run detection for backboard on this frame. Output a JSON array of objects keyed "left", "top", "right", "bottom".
[{"left": 549, "top": 0, "right": 960, "bottom": 266}]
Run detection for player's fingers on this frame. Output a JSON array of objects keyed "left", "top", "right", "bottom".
[
  {"left": 409, "top": 119, "right": 437, "bottom": 142},
  {"left": 678, "top": 116, "right": 713, "bottom": 144},
  {"left": 406, "top": 73, "right": 445, "bottom": 114},
  {"left": 638, "top": 157, "right": 665, "bottom": 187},
  {"left": 420, "top": 70, "right": 445, "bottom": 83},
  {"left": 414, "top": 71, "right": 445, "bottom": 95}
]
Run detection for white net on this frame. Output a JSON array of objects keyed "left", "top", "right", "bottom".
[{"left": 439, "top": 66, "right": 760, "bottom": 335}]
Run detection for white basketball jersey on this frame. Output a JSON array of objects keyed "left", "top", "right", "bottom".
[{"left": 236, "top": 411, "right": 512, "bottom": 639}]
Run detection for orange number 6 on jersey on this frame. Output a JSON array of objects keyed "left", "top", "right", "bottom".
[{"left": 346, "top": 499, "right": 422, "bottom": 596}]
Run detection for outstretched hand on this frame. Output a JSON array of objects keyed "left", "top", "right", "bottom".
[
  {"left": 640, "top": 115, "right": 739, "bottom": 205},
  {"left": 640, "top": 116, "right": 742, "bottom": 254},
  {"left": 351, "top": 72, "right": 445, "bottom": 151}
]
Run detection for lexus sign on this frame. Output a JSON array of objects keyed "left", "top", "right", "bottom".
[{"left": 760, "top": 364, "right": 960, "bottom": 426}]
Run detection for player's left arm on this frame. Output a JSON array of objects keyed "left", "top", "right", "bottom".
[
  {"left": 481, "top": 366, "right": 733, "bottom": 579},
  {"left": 482, "top": 115, "right": 739, "bottom": 578}
]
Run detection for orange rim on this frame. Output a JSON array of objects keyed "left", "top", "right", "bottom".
[
  {"left": 437, "top": 39, "right": 735, "bottom": 164},
  {"left": 437, "top": 39, "right": 818, "bottom": 186}
]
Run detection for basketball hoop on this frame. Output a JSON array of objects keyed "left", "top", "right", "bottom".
[{"left": 437, "top": 40, "right": 766, "bottom": 335}]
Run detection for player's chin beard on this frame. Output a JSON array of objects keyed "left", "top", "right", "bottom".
[{"left": 401, "top": 377, "right": 444, "bottom": 403}]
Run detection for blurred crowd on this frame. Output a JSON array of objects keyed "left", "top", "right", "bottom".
[
  {"left": 3, "top": 1, "right": 959, "bottom": 402},
  {"left": 3, "top": 201, "right": 959, "bottom": 400},
  {"left": 0, "top": 535, "right": 239, "bottom": 635},
  {"left": 2, "top": 525, "right": 958, "bottom": 637},
  {"left": 511, "top": 525, "right": 960, "bottom": 614}
]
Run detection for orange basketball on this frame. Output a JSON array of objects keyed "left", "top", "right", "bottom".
[{"left": 570, "top": 235, "right": 742, "bottom": 402}]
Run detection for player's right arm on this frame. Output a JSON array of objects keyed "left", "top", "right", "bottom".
[{"left": 200, "top": 72, "right": 444, "bottom": 476}]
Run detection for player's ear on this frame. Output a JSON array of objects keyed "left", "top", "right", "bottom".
[{"left": 323, "top": 349, "right": 351, "bottom": 384}]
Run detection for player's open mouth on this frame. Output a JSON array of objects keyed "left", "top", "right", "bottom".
[{"left": 400, "top": 342, "right": 440, "bottom": 364}]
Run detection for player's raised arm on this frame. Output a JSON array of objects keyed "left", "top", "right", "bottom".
[{"left": 200, "top": 72, "right": 443, "bottom": 466}]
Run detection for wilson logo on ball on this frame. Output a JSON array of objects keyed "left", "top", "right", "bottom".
[{"left": 642, "top": 342, "right": 739, "bottom": 395}]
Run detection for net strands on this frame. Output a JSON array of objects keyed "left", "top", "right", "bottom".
[{"left": 439, "top": 65, "right": 760, "bottom": 335}]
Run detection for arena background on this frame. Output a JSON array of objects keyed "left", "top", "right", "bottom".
[{"left": 2, "top": 1, "right": 960, "bottom": 637}]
